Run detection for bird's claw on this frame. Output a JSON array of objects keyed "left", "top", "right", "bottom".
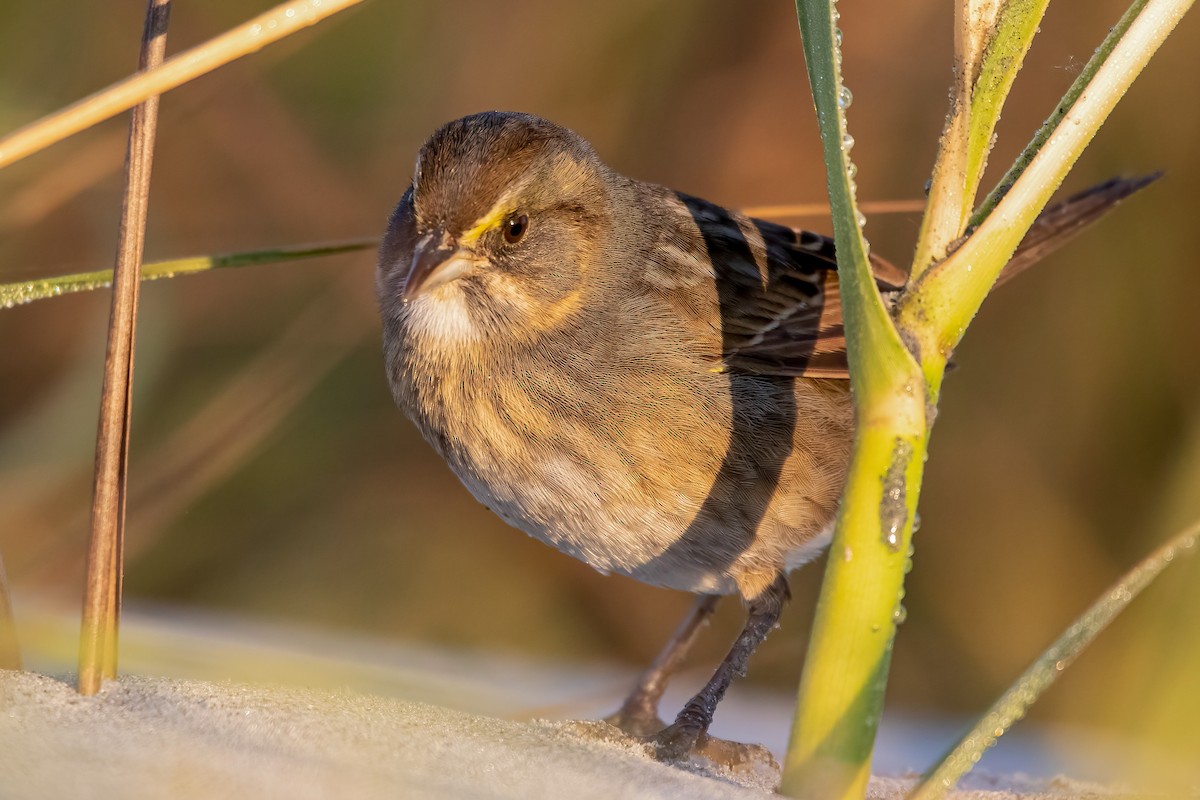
[{"left": 649, "top": 719, "right": 706, "bottom": 763}]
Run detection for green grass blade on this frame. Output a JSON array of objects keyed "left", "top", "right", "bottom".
[
  {"left": 898, "top": 0, "right": 1194, "bottom": 392},
  {"left": 960, "top": 0, "right": 1051, "bottom": 226},
  {"left": 0, "top": 238, "right": 377, "bottom": 309},
  {"left": 969, "top": 0, "right": 1151, "bottom": 228},
  {"left": 782, "top": 3, "right": 926, "bottom": 798},
  {"left": 790, "top": 2, "right": 912, "bottom": 396},
  {"left": 910, "top": 522, "right": 1200, "bottom": 800},
  {"left": 911, "top": 0, "right": 1051, "bottom": 281}
]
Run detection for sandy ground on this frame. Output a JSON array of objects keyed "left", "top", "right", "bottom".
[
  {"left": 0, "top": 600, "right": 1165, "bottom": 799},
  {"left": 0, "top": 670, "right": 1132, "bottom": 800}
]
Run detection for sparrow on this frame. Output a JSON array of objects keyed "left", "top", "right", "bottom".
[{"left": 375, "top": 110, "right": 1152, "bottom": 761}]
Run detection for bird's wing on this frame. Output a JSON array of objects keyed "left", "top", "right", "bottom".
[
  {"left": 648, "top": 175, "right": 1157, "bottom": 379},
  {"left": 654, "top": 191, "right": 905, "bottom": 380}
]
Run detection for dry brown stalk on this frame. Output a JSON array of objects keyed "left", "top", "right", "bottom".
[{"left": 78, "top": 0, "right": 171, "bottom": 696}]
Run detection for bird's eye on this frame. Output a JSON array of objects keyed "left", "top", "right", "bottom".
[{"left": 503, "top": 213, "right": 529, "bottom": 244}]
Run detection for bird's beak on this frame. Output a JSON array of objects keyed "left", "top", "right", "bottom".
[{"left": 402, "top": 230, "right": 475, "bottom": 302}]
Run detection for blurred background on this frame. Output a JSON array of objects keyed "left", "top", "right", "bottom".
[{"left": 1, "top": 0, "right": 1197, "bottom": 782}]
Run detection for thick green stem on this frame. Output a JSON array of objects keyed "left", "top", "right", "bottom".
[
  {"left": 782, "top": 2, "right": 926, "bottom": 797},
  {"left": 782, "top": 417, "right": 925, "bottom": 799},
  {"left": 787, "top": 0, "right": 1191, "bottom": 796}
]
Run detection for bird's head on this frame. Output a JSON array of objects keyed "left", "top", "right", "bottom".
[{"left": 377, "top": 112, "right": 615, "bottom": 347}]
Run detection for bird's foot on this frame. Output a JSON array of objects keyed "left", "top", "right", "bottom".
[
  {"left": 569, "top": 713, "right": 777, "bottom": 776},
  {"left": 646, "top": 720, "right": 778, "bottom": 773},
  {"left": 649, "top": 718, "right": 705, "bottom": 762}
]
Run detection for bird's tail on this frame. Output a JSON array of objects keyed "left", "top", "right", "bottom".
[{"left": 996, "top": 172, "right": 1162, "bottom": 286}]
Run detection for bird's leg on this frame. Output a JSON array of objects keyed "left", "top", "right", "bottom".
[
  {"left": 604, "top": 593, "right": 720, "bottom": 737},
  {"left": 653, "top": 573, "right": 790, "bottom": 762}
]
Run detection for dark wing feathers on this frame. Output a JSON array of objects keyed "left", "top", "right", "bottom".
[
  {"left": 654, "top": 175, "right": 1155, "bottom": 380},
  {"left": 666, "top": 191, "right": 904, "bottom": 380}
]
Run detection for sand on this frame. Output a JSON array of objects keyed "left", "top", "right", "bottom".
[
  {"left": 1, "top": 600, "right": 1165, "bottom": 798},
  {"left": 0, "top": 670, "right": 1131, "bottom": 800}
]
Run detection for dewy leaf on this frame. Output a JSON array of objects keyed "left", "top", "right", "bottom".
[
  {"left": 790, "top": 0, "right": 911, "bottom": 395},
  {"left": 958, "top": 0, "right": 1001, "bottom": 85},
  {"left": 782, "top": 3, "right": 926, "bottom": 800},
  {"left": 0, "top": 238, "right": 377, "bottom": 309},
  {"left": 910, "top": 522, "right": 1200, "bottom": 800},
  {"left": 786, "top": 0, "right": 1190, "bottom": 797},
  {"left": 898, "top": 0, "right": 1194, "bottom": 394},
  {"left": 960, "top": 0, "right": 1051, "bottom": 224},
  {"left": 969, "top": 0, "right": 1152, "bottom": 228},
  {"left": 911, "top": 0, "right": 1050, "bottom": 281}
]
